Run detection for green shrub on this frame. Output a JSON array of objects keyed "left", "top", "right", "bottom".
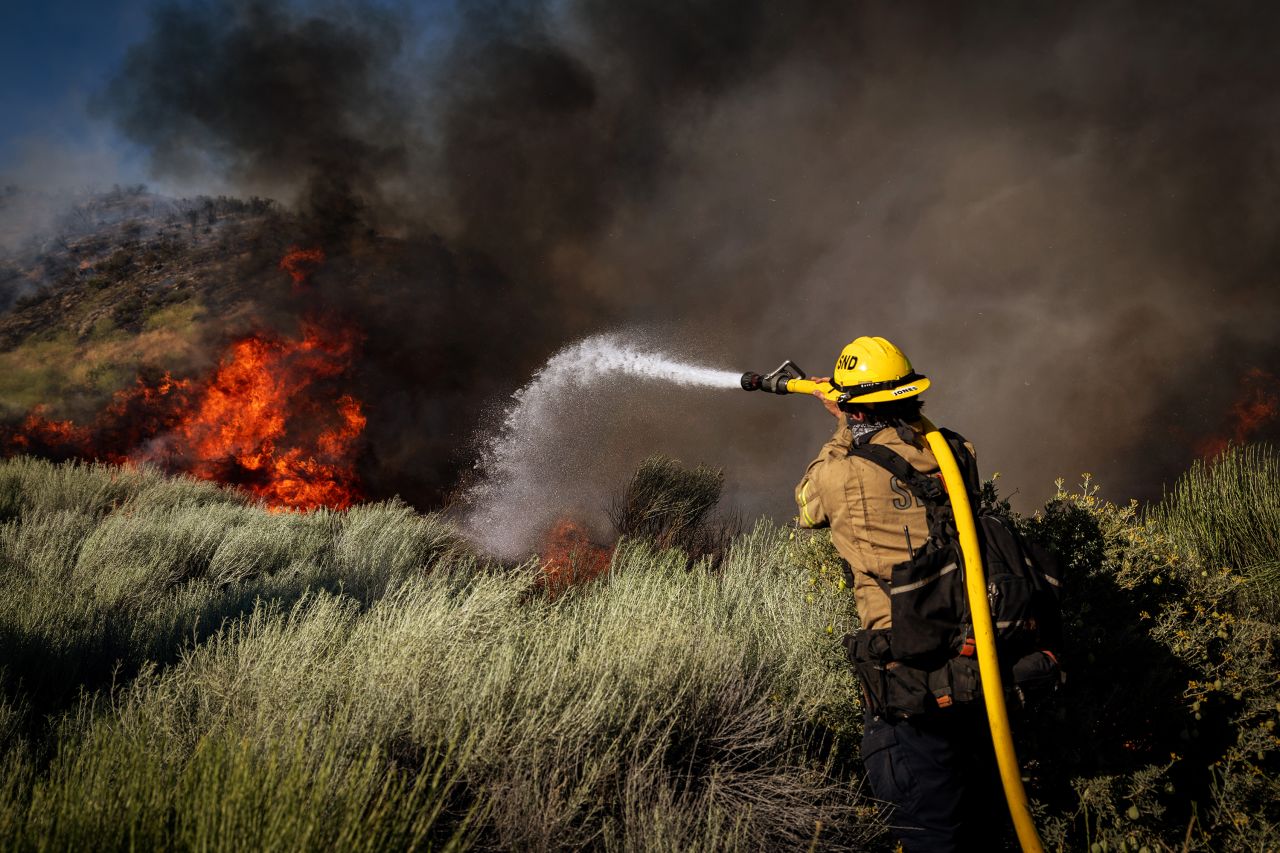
[
  {"left": 1, "top": 453, "right": 1276, "bottom": 851},
  {"left": 0, "top": 456, "right": 241, "bottom": 522},
  {"left": 608, "top": 454, "right": 739, "bottom": 565},
  {"left": 1023, "top": 473, "right": 1279, "bottom": 852},
  {"left": 1147, "top": 443, "right": 1280, "bottom": 618},
  {"left": 1, "top": 616, "right": 476, "bottom": 851},
  {"left": 0, "top": 457, "right": 886, "bottom": 851},
  {"left": 333, "top": 499, "right": 462, "bottom": 595},
  {"left": 0, "top": 458, "right": 463, "bottom": 723}
]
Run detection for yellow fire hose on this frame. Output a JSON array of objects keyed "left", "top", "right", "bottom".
[{"left": 920, "top": 416, "right": 1043, "bottom": 853}]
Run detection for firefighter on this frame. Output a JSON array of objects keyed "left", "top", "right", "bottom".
[{"left": 794, "top": 336, "right": 1004, "bottom": 852}]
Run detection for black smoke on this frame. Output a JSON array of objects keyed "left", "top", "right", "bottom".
[
  {"left": 94, "top": 1, "right": 411, "bottom": 239},
  {"left": 78, "top": 0, "right": 1280, "bottom": 537}
]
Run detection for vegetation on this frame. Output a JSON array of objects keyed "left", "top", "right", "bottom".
[
  {"left": 1148, "top": 445, "right": 1280, "bottom": 619},
  {"left": 0, "top": 447, "right": 1276, "bottom": 851},
  {"left": 1022, "top": 466, "right": 1279, "bottom": 851},
  {"left": 0, "top": 188, "right": 294, "bottom": 420},
  {"left": 0, "top": 457, "right": 864, "bottom": 850},
  {"left": 0, "top": 301, "right": 207, "bottom": 420},
  {"left": 608, "top": 455, "right": 740, "bottom": 567}
]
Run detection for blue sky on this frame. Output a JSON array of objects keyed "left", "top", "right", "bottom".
[
  {"left": 0, "top": 0, "right": 459, "bottom": 188},
  {"left": 0, "top": 0, "right": 151, "bottom": 179}
]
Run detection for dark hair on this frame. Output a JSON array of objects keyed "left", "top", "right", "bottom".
[{"left": 840, "top": 396, "right": 925, "bottom": 425}]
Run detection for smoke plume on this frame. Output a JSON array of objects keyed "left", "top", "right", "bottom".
[{"left": 48, "top": 0, "right": 1280, "bottom": 550}]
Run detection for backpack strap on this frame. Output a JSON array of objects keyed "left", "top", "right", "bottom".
[
  {"left": 846, "top": 432, "right": 979, "bottom": 599},
  {"left": 846, "top": 443, "right": 946, "bottom": 503},
  {"left": 847, "top": 438, "right": 962, "bottom": 554}
]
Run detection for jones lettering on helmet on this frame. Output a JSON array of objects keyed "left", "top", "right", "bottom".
[
  {"left": 836, "top": 354, "right": 859, "bottom": 371},
  {"left": 891, "top": 385, "right": 918, "bottom": 396}
]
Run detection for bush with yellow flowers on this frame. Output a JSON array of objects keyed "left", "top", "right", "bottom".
[{"left": 1022, "top": 451, "right": 1279, "bottom": 851}]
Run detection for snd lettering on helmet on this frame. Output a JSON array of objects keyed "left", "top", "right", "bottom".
[
  {"left": 891, "top": 384, "right": 919, "bottom": 397},
  {"left": 836, "top": 353, "right": 859, "bottom": 371}
]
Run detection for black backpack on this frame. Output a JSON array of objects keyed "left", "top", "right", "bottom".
[{"left": 844, "top": 428, "right": 1065, "bottom": 716}]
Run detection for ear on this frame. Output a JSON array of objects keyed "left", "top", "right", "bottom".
[{"left": 846, "top": 409, "right": 866, "bottom": 422}]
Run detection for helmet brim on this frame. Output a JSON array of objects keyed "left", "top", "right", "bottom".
[{"left": 843, "top": 376, "right": 930, "bottom": 404}]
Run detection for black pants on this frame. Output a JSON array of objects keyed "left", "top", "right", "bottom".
[{"left": 861, "top": 708, "right": 1010, "bottom": 852}]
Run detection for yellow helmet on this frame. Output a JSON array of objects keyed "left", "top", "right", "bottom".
[{"left": 831, "top": 336, "right": 930, "bottom": 404}]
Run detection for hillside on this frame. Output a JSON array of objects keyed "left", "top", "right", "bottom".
[
  {"left": 0, "top": 449, "right": 1276, "bottom": 850},
  {"left": 0, "top": 187, "right": 546, "bottom": 512},
  {"left": 0, "top": 187, "right": 287, "bottom": 418}
]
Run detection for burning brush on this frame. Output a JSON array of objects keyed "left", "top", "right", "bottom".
[
  {"left": 538, "top": 518, "right": 613, "bottom": 596},
  {"left": 2, "top": 250, "right": 367, "bottom": 511}
]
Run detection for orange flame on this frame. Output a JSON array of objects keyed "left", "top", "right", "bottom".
[
  {"left": 154, "top": 320, "right": 365, "bottom": 510},
  {"left": 538, "top": 519, "right": 613, "bottom": 595},
  {"left": 3, "top": 250, "right": 366, "bottom": 511},
  {"left": 1196, "top": 368, "right": 1280, "bottom": 459},
  {"left": 279, "top": 245, "right": 326, "bottom": 291},
  {"left": 4, "top": 406, "right": 91, "bottom": 455}
]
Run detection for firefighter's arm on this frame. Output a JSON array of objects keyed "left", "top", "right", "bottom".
[
  {"left": 795, "top": 473, "right": 828, "bottom": 529},
  {"left": 795, "top": 425, "right": 850, "bottom": 528}
]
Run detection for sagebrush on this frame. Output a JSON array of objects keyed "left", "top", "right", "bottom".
[{"left": 0, "top": 448, "right": 1277, "bottom": 851}]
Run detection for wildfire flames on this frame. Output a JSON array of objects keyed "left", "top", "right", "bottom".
[
  {"left": 279, "top": 245, "right": 326, "bottom": 291},
  {"left": 539, "top": 518, "right": 613, "bottom": 595},
  {"left": 2, "top": 251, "right": 366, "bottom": 511},
  {"left": 152, "top": 320, "right": 365, "bottom": 510},
  {"left": 1196, "top": 368, "right": 1280, "bottom": 459}
]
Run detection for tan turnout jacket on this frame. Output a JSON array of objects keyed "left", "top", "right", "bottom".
[{"left": 795, "top": 421, "right": 960, "bottom": 631}]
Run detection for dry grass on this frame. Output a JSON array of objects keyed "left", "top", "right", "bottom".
[
  {"left": 0, "top": 451, "right": 1275, "bottom": 851},
  {"left": 0, "top": 300, "right": 208, "bottom": 418},
  {"left": 0, "top": 456, "right": 878, "bottom": 851}
]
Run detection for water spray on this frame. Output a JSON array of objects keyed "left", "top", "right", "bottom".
[{"left": 462, "top": 333, "right": 743, "bottom": 557}]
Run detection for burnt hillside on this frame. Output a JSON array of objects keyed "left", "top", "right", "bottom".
[{"left": 0, "top": 187, "right": 556, "bottom": 510}]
